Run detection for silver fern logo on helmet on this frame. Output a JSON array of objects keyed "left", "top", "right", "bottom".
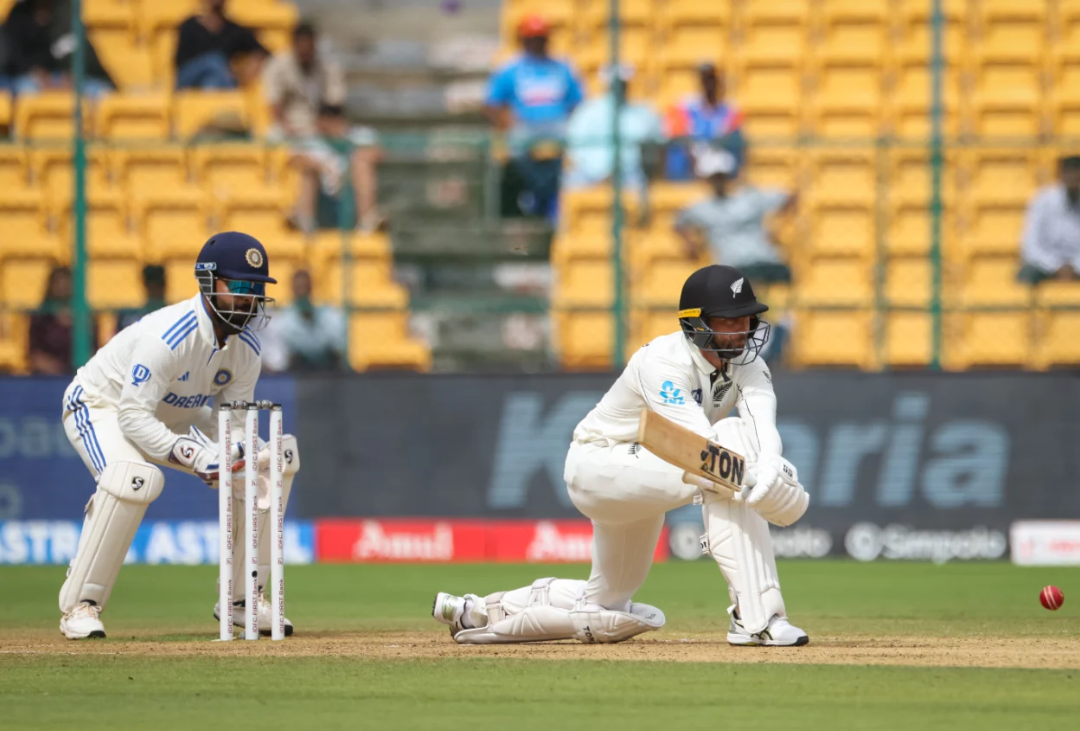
[{"left": 731, "top": 278, "right": 744, "bottom": 297}]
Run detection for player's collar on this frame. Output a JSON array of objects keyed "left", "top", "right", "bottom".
[{"left": 681, "top": 333, "right": 719, "bottom": 376}]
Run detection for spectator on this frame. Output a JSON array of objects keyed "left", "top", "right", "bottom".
[
  {"left": 262, "top": 270, "right": 345, "bottom": 372},
  {"left": 28, "top": 266, "right": 78, "bottom": 374},
  {"left": 486, "top": 14, "right": 583, "bottom": 218},
  {"left": 675, "top": 149, "right": 795, "bottom": 284},
  {"left": 1019, "top": 155, "right": 1080, "bottom": 284},
  {"left": 563, "top": 64, "right": 665, "bottom": 192},
  {"left": 664, "top": 63, "right": 745, "bottom": 180},
  {"left": 115, "top": 265, "right": 167, "bottom": 332},
  {"left": 2, "top": 0, "right": 114, "bottom": 98},
  {"left": 264, "top": 23, "right": 382, "bottom": 232},
  {"left": 175, "top": 0, "right": 267, "bottom": 91}
]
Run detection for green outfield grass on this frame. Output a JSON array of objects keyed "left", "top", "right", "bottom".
[{"left": 1, "top": 561, "right": 1078, "bottom": 730}]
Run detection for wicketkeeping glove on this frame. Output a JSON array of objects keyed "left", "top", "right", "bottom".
[{"left": 168, "top": 437, "right": 246, "bottom": 487}]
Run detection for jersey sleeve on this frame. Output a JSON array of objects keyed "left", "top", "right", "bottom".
[
  {"left": 115, "top": 336, "right": 183, "bottom": 461},
  {"left": 486, "top": 64, "right": 515, "bottom": 106},
  {"left": 633, "top": 348, "right": 716, "bottom": 440},
  {"left": 734, "top": 359, "right": 782, "bottom": 458}
]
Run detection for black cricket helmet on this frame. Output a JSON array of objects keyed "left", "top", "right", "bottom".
[{"left": 678, "top": 264, "right": 770, "bottom": 365}]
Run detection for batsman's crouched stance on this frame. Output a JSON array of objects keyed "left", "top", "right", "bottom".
[
  {"left": 58, "top": 232, "right": 301, "bottom": 640},
  {"left": 433, "top": 265, "right": 810, "bottom": 646}
]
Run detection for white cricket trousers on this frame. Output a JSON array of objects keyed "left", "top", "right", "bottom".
[
  {"left": 563, "top": 439, "right": 700, "bottom": 613},
  {"left": 62, "top": 381, "right": 150, "bottom": 479}
]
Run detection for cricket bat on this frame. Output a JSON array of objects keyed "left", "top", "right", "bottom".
[{"left": 636, "top": 409, "right": 747, "bottom": 492}]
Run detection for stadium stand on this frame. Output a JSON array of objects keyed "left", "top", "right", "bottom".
[{"left": 0, "top": 0, "right": 428, "bottom": 372}]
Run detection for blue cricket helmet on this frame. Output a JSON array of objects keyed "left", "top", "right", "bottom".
[{"left": 196, "top": 231, "right": 277, "bottom": 284}]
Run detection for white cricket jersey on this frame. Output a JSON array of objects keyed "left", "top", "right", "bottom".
[
  {"left": 573, "top": 331, "right": 782, "bottom": 457},
  {"left": 71, "top": 294, "right": 262, "bottom": 461}
]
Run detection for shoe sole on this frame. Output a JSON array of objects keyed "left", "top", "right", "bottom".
[
  {"left": 431, "top": 593, "right": 452, "bottom": 625},
  {"left": 61, "top": 627, "right": 106, "bottom": 640}
]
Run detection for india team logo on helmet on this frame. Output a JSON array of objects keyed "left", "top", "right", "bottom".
[{"left": 245, "top": 248, "right": 264, "bottom": 269}]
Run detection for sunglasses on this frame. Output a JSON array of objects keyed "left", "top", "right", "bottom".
[{"left": 224, "top": 279, "right": 266, "bottom": 296}]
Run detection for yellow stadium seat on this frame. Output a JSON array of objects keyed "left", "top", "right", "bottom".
[
  {"left": 192, "top": 144, "right": 268, "bottom": 198},
  {"left": 807, "top": 150, "right": 875, "bottom": 205},
  {"left": 150, "top": 28, "right": 178, "bottom": 89},
  {"left": 896, "top": 0, "right": 967, "bottom": 61},
  {"left": 960, "top": 149, "right": 1041, "bottom": 206},
  {"left": 252, "top": 233, "right": 306, "bottom": 265},
  {"left": 977, "top": 0, "right": 1046, "bottom": 60},
  {"left": 887, "top": 201, "right": 957, "bottom": 257},
  {"left": 946, "top": 311, "right": 1030, "bottom": 369},
  {"left": 738, "top": 0, "right": 809, "bottom": 66},
  {"left": 0, "top": 191, "right": 60, "bottom": 259},
  {"left": 732, "top": 61, "right": 805, "bottom": 138},
  {"left": 960, "top": 256, "right": 1031, "bottom": 307},
  {"left": 792, "top": 309, "right": 872, "bottom": 368},
  {"left": 806, "top": 202, "right": 873, "bottom": 258},
  {"left": 884, "top": 257, "right": 932, "bottom": 308},
  {"left": 884, "top": 312, "right": 933, "bottom": 368},
  {"left": 116, "top": 146, "right": 192, "bottom": 195},
  {"left": 629, "top": 309, "right": 678, "bottom": 352},
  {"left": 90, "top": 31, "right": 155, "bottom": 90},
  {"left": 555, "top": 311, "right": 613, "bottom": 370},
  {"left": 553, "top": 260, "right": 615, "bottom": 309},
  {"left": 1033, "top": 282, "right": 1080, "bottom": 368},
  {"left": 500, "top": 0, "right": 576, "bottom": 56},
  {"left": 576, "top": 27, "right": 654, "bottom": 87},
  {"left": 1, "top": 257, "right": 56, "bottom": 309},
  {"left": 0, "top": 145, "right": 27, "bottom": 190},
  {"left": 810, "top": 58, "right": 884, "bottom": 138},
  {"left": 139, "top": 0, "right": 199, "bottom": 42},
  {"left": 632, "top": 228, "right": 688, "bottom": 267},
  {"left": 743, "top": 147, "right": 803, "bottom": 190},
  {"left": 309, "top": 230, "right": 391, "bottom": 263},
  {"left": 88, "top": 258, "right": 146, "bottom": 309},
  {"left": 797, "top": 257, "right": 873, "bottom": 307},
  {"left": 889, "top": 149, "right": 959, "bottom": 205},
  {"left": 264, "top": 256, "right": 295, "bottom": 306},
  {"left": 54, "top": 188, "right": 139, "bottom": 259},
  {"left": 0, "top": 90, "right": 12, "bottom": 131},
  {"left": 317, "top": 259, "right": 409, "bottom": 309},
  {"left": 230, "top": 0, "right": 300, "bottom": 53},
  {"left": 216, "top": 193, "right": 292, "bottom": 240},
  {"left": 1050, "top": 47, "right": 1080, "bottom": 136},
  {"left": 551, "top": 232, "right": 611, "bottom": 265},
  {"left": 889, "top": 59, "right": 962, "bottom": 140},
  {"left": 174, "top": 91, "right": 250, "bottom": 138},
  {"left": 967, "top": 55, "right": 1043, "bottom": 138},
  {"left": 348, "top": 313, "right": 431, "bottom": 372},
  {"left": 96, "top": 93, "right": 171, "bottom": 139},
  {"left": 14, "top": 92, "right": 90, "bottom": 140},
  {"left": 819, "top": 0, "right": 888, "bottom": 64},
  {"left": 29, "top": 147, "right": 113, "bottom": 206},
  {"left": 0, "top": 311, "right": 28, "bottom": 373},
  {"left": 137, "top": 190, "right": 210, "bottom": 262},
  {"left": 633, "top": 259, "right": 697, "bottom": 308},
  {"left": 562, "top": 188, "right": 640, "bottom": 235},
  {"left": 84, "top": 0, "right": 136, "bottom": 31},
  {"left": 957, "top": 201, "right": 1027, "bottom": 260},
  {"left": 164, "top": 259, "right": 200, "bottom": 303},
  {"left": 657, "top": 23, "right": 725, "bottom": 75}
]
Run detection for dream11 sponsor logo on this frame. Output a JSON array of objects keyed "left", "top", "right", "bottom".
[{"left": 844, "top": 522, "right": 1007, "bottom": 564}]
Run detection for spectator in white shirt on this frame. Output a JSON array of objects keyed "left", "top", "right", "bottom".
[
  {"left": 1019, "top": 155, "right": 1080, "bottom": 284},
  {"left": 262, "top": 270, "right": 346, "bottom": 372}
]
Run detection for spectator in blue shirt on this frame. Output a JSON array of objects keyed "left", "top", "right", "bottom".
[
  {"left": 486, "top": 14, "right": 583, "bottom": 219},
  {"left": 665, "top": 63, "right": 746, "bottom": 180}
]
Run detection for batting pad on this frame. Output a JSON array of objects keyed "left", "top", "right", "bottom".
[
  {"left": 702, "top": 494, "right": 786, "bottom": 635},
  {"left": 59, "top": 460, "right": 163, "bottom": 613},
  {"left": 454, "top": 578, "right": 583, "bottom": 644}
]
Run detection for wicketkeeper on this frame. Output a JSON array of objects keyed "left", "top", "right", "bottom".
[
  {"left": 434, "top": 264, "right": 810, "bottom": 646},
  {"left": 58, "top": 232, "right": 301, "bottom": 639}
]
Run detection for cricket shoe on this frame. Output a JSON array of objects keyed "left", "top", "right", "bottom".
[
  {"left": 432, "top": 592, "right": 487, "bottom": 637},
  {"left": 60, "top": 601, "right": 106, "bottom": 640},
  {"left": 213, "top": 595, "right": 294, "bottom": 637},
  {"left": 727, "top": 612, "right": 809, "bottom": 647}
]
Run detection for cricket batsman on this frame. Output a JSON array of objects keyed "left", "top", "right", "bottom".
[
  {"left": 433, "top": 264, "right": 809, "bottom": 646},
  {"left": 58, "top": 232, "right": 301, "bottom": 639}
]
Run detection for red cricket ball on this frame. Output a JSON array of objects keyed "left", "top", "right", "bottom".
[{"left": 1040, "top": 585, "right": 1064, "bottom": 611}]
